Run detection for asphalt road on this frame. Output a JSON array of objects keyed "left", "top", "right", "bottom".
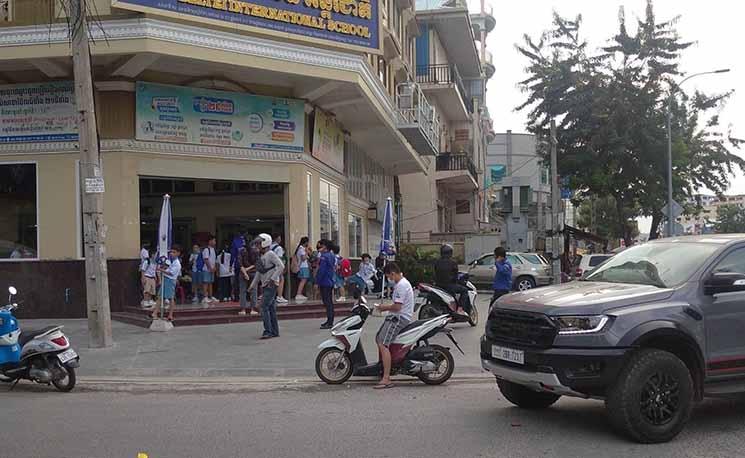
[{"left": 3, "top": 380, "right": 745, "bottom": 458}]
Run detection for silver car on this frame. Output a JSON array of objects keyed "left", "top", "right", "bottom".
[{"left": 464, "top": 252, "right": 552, "bottom": 291}]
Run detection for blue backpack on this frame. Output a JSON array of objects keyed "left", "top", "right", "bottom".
[{"left": 195, "top": 250, "right": 206, "bottom": 272}]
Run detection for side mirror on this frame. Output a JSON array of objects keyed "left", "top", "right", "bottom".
[{"left": 705, "top": 272, "right": 745, "bottom": 295}]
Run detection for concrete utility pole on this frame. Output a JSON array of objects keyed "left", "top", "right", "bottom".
[
  {"left": 70, "top": 0, "right": 112, "bottom": 347},
  {"left": 549, "top": 120, "right": 562, "bottom": 285}
]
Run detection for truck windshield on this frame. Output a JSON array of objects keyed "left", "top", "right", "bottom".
[{"left": 586, "top": 242, "right": 719, "bottom": 288}]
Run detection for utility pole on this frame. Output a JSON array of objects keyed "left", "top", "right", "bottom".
[
  {"left": 549, "top": 120, "right": 562, "bottom": 285},
  {"left": 71, "top": 0, "right": 112, "bottom": 347}
]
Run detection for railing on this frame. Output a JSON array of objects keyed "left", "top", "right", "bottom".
[
  {"left": 396, "top": 82, "right": 440, "bottom": 154},
  {"left": 436, "top": 153, "right": 477, "bottom": 181},
  {"left": 416, "top": 64, "right": 473, "bottom": 113}
]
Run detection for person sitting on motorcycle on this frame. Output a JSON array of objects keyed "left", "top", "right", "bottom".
[
  {"left": 374, "top": 262, "right": 414, "bottom": 390},
  {"left": 433, "top": 244, "right": 471, "bottom": 315}
]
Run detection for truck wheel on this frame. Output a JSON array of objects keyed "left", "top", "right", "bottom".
[
  {"left": 497, "top": 379, "right": 560, "bottom": 409},
  {"left": 606, "top": 349, "right": 693, "bottom": 443},
  {"left": 516, "top": 276, "right": 536, "bottom": 291}
]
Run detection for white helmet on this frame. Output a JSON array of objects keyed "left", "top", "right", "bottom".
[{"left": 257, "top": 233, "right": 272, "bottom": 249}]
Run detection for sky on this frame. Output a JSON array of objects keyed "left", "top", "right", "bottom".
[{"left": 474, "top": 0, "right": 745, "bottom": 232}]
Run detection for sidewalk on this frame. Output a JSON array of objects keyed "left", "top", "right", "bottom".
[{"left": 22, "top": 299, "right": 492, "bottom": 380}]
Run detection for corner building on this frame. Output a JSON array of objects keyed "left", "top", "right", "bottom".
[{"left": 0, "top": 0, "right": 435, "bottom": 316}]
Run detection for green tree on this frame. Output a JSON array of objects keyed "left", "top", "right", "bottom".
[
  {"left": 715, "top": 205, "right": 745, "bottom": 234},
  {"left": 517, "top": 1, "right": 744, "bottom": 244},
  {"left": 576, "top": 197, "right": 639, "bottom": 242}
]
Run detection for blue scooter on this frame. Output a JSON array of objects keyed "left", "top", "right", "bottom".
[{"left": 0, "top": 286, "right": 79, "bottom": 391}]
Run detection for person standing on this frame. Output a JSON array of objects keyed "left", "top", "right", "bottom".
[
  {"left": 230, "top": 233, "right": 246, "bottom": 301},
  {"left": 152, "top": 245, "right": 182, "bottom": 322},
  {"left": 293, "top": 237, "right": 310, "bottom": 302},
  {"left": 238, "top": 239, "right": 259, "bottom": 316},
  {"left": 271, "top": 234, "right": 288, "bottom": 304},
  {"left": 251, "top": 233, "right": 285, "bottom": 339},
  {"left": 189, "top": 243, "right": 203, "bottom": 304},
  {"left": 491, "top": 247, "right": 513, "bottom": 307},
  {"left": 201, "top": 236, "right": 218, "bottom": 305},
  {"left": 140, "top": 248, "right": 157, "bottom": 308},
  {"left": 317, "top": 239, "right": 336, "bottom": 329},
  {"left": 217, "top": 241, "right": 233, "bottom": 302}
]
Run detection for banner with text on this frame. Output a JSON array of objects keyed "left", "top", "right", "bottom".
[
  {"left": 311, "top": 108, "right": 344, "bottom": 172},
  {"left": 0, "top": 82, "right": 78, "bottom": 143},
  {"left": 136, "top": 82, "right": 305, "bottom": 152},
  {"left": 113, "top": 0, "right": 380, "bottom": 53}
]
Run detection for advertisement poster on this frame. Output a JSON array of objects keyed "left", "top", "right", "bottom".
[
  {"left": 0, "top": 81, "right": 78, "bottom": 143},
  {"left": 113, "top": 0, "right": 380, "bottom": 53},
  {"left": 136, "top": 82, "right": 305, "bottom": 153},
  {"left": 312, "top": 109, "right": 344, "bottom": 173},
  {"left": 485, "top": 164, "right": 506, "bottom": 187}
]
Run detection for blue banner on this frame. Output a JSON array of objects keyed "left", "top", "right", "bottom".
[{"left": 114, "top": 0, "right": 380, "bottom": 51}]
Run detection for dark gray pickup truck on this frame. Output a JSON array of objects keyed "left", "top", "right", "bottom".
[{"left": 481, "top": 234, "right": 745, "bottom": 443}]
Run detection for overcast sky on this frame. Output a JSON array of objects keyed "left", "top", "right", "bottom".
[{"left": 477, "top": 0, "right": 745, "bottom": 200}]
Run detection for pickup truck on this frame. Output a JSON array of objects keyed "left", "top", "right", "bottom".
[{"left": 481, "top": 234, "right": 745, "bottom": 443}]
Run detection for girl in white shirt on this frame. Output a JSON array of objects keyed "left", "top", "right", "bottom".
[
  {"left": 294, "top": 237, "right": 310, "bottom": 302},
  {"left": 217, "top": 242, "right": 233, "bottom": 302}
]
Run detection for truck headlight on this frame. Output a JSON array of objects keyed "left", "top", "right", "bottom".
[{"left": 554, "top": 315, "right": 610, "bottom": 335}]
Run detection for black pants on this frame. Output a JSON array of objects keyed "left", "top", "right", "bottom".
[
  {"left": 490, "top": 290, "right": 510, "bottom": 308},
  {"left": 444, "top": 284, "right": 471, "bottom": 313},
  {"left": 218, "top": 276, "right": 232, "bottom": 300},
  {"left": 320, "top": 286, "right": 335, "bottom": 325}
]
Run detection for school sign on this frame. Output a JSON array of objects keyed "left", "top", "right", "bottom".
[{"left": 112, "top": 0, "right": 381, "bottom": 53}]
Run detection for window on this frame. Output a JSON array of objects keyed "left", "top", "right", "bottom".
[
  {"left": 714, "top": 248, "right": 745, "bottom": 275},
  {"left": 589, "top": 255, "right": 611, "bottom": 267},
  {"left": 348, "top": 214, "right": 363, "bottom": 258},
  {"left": 506, "top": 254, "right": 522, "bottom": 265},
  {"left": 476, "top": 255, "right": 494, "bottom": 266},
  {"left": 320, "top": 179, "right": 340, "bottom": 243},
  {"left": 307, "top": 173, "right": 313, "bottom": 242},
  {"left": 0, "top": 163, "right": 38, "bottom": 259},
  {"left": 378, "top": 56, "right": 388, "bottom": 89},
  {"left": 455, "top": 200, "right": 470, "bottom": 214},
  {"left": 520, "top": 186, "right": 531, "bottom": 211}
]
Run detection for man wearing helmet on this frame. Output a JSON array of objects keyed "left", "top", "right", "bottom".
[
  {"left": 250, "top": 233, "right": 285, "bottom": 339},
  {"left": 433, "top": 244, "right": 471, "bottom": 314}
]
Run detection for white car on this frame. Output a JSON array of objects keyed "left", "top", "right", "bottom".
[{"left": 573, "top": 253, "right": 613, "bottom": 279}]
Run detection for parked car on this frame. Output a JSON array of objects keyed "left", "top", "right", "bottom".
[
  {"left": 573, "top": 253, "right": 613, "bottom": 279},
  {"left": 481, "top": 234, "right": 745, "bottom": 443},
  {"left": 462, "top": 252, "right": 552, "bottom": 291}
]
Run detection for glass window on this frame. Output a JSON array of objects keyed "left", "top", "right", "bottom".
[
  {"left": 506, "top": 255, "right": 522, "bottom": 265},
  {"left": 319, "top": 179, "right": 339, "bottom": 243},
  {"left": 307, "top": 173, "right": 313, "bottom": 242},
  {"left": 348, "top": 214, "right": 363, "bottom": 258},
  {"left": 0, "top": 163, "right": 38, "bottom": 259},
  {"left": 151, "top": 179, "right": 172, "bottom": 195},
  {"left": 477, "top": 255, "right": 495, "bottom": 266},
  {"left": 455, "top": 200, "right": 470, "bottom": 214},
  {"left": 521, "top": 254, "right": 544, "bottom": 265},
  {"left": 174, "top": 180, "right": 195, "bottom": 193},
  {"left": 330, "top": 184, "right": 340, "bottom": 243},
  {"left": 212, "top": 181, "right": 233, "bottom": 192},
  {"left": 713, "top": 248, "right": 745, "bottom": 274},
  {"left": 589, "top": 255, "right": 611, "bottom": 267}
]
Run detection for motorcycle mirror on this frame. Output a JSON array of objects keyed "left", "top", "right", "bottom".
[{"left": 8, "top": 286, "right": 17, "bottom": 296}]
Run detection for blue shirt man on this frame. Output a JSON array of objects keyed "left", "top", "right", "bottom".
[{"left": 491, "top": 247, "right": 512, "bottom": 306}]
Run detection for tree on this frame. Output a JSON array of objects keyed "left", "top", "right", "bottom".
[
  {"left": 517, "top": 0, "right": 744, "bottom": 245},
  {"left": 715, "top": 205, "right": 745, "bottom": 234},
  {"left": 576, "top": 197, "right": 639, "bottom": 242}
]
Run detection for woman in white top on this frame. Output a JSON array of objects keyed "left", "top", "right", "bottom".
[
  {"left": 217, "top": 241, "right": 234, "bottom": 302},
  {"left": 294, "top": 236, "right": 310, "bottom": 302}
]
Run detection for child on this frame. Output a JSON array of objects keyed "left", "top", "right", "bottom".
[
  {"left": 201, "top": 236, "right": 218, "bottom": 305},
  {"left": 337, "top": 253, "right": 353, "bottom": 301},
  {"left": 346, "top": 253, "right": 375, "bottom": 297},
  {"left": 293, "top": 237, "right": 310, "bottom": 302},
  {"left": 153, "top": 245, "right": 182, "bottom": 321},
  {"left": 217, "top": 241, "right": 233, "bottom": 302},
  {"left": 140, "top": 249, "right": 157, "bottom": 308},
  {"left": 189, "top": 244, "right": 202, "bottom": 304}
]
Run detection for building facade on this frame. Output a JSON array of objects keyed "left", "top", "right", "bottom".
[
  {"left": 678, "top": 194, "right": 745, "bottom": 235},
  {"left": 397, "top": 0, "right": 495, "bottom": 246},
  {"left": 0, "top": 0, "right": 440, "bottom": 316},
  {"left": 486, "top": 131, "right": 551, "bottom": 252}
]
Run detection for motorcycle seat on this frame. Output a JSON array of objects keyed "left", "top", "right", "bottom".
[
  {"left": 398, "top": 319, "right": 430, "bottom": 334},
  {"left": 19, "top": 326, "right": 60, "bottom": 347}
]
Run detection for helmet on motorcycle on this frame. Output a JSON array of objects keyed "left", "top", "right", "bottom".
[
  {"left": 440, "top": 244, "right": 453, "bottom": 258},
  {"left": 256, "top": 233, "right": 272, "bottom": 249}
]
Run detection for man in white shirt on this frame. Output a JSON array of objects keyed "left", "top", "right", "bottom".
[
  {"left": 374, "top": 262, "right": 414, "bottom": 389},
  {"left": 201, "top": 236, "right": 218, "bottom": 305},
  {"left": 271, "top": 233, "right": 288, "bottom": 304}
]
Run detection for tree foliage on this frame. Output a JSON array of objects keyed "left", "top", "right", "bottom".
[
  {"left": 715, "top": 205, "right": 745, "bottom": 234},
  {"left": 517, "top": 0, "right": 744, "bottom": 244},
  {"left": 576, "top": 197, "right": 639, "bottom": 242}
]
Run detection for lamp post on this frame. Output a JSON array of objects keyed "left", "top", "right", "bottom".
[{"left": 666, "top": 69, "right": 730, "bottom": 237}]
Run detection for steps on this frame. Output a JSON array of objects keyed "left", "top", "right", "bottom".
[{"left": 112, "top": 300, "right": 355, "bottom": 328}]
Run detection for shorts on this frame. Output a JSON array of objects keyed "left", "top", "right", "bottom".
[
  {"left": 192, "top": 271, "right": 203, "bottom": 285},
  {"left": 202, "top": 271, "right": 214, "bottom": 283},
  {"left": 298, "top": 266, "right": 311, "bottom": 280},
  {"left": 163, "top": 277, "right": 177, "bottom": 300},
  {"left": 376, "top": 315, "right": 410, "bottom": 346},
  {"left": 334, "top": 274, "right": 344, "bottom": 289},
  {"left": 142, "top": 276, "right": 156, "bottom": 295}
]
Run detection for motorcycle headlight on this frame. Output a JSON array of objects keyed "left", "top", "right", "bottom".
[{"left": 554, "top": 315, "right": 610, "bottom": 335}]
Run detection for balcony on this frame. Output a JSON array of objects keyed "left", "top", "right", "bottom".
[
  {"left": 471, "top": 5, "right": 496, "bottom": 37},
  {"left": 396, "top": 83, "right": 440, "bottom": 156},
  {"left": 435, "top": 153, "right": 478, "bottom": 191},
  {"left": 416, "top": 64, "right": 473, "bottom": 120},
  {"left": 481, "top": 49, "right": 495, "bottom": 79}
]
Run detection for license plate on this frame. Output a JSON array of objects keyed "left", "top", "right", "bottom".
[
  {"left": 492, "top": 345, "right": 524, "bottom": 365},
  {"left": 58, "top": 349, "right": 77, "bottom": 364}
]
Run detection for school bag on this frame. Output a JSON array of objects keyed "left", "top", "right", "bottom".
[
  {"left": 339, "top": 257, "right": 353, "bottom": 278},
  {"left": 195, "top": 250, "right": 206, "bottom": 272},
  {"left": 290, "top": 253, "right": 300, "bottom": 274}
]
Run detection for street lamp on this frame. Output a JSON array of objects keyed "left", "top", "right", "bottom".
[{"left": 666, "top": 68, "right": 731, "bottom": 237}]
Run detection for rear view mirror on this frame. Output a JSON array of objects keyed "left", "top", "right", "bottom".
[{"left": 705, "top": 272, "right": 745, "bottom": 295}]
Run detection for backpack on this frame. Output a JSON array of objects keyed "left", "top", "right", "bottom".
[
  {"left": 195, "top": 250, "right": 205, "bottom": 272},
  {"left": 290, "top": 253, "right": 300, "bottom": 274},
  {"left": 339, "top": 258, "right": 353, "bottom": 278}
]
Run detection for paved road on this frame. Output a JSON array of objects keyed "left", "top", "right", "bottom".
[{"left": 3, "top": 380, "right": 745, "bottom": 458}]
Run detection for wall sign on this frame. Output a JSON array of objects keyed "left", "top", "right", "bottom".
[
  {"left": 112, "top": 0, "right": 381, "bottom": 53},
  {"left": 136, "top": 82, "right": 305, "bottom": 153},
  {"left": 312, "top": 108, "right": 344, "bottom": 172},
  {"left": 0, "top": 82, "right": 78, "bottom": 143}
]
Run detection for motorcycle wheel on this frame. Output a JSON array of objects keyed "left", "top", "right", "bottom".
[
  {"left": 417, "top": 345, "right": 455, "bottom": 385},
  {"left": 468, "top": 305, "right": 479, "bottom": 327},
  {"left": 52, "top": 366, "right": 76, "bottom": 392},
  {"left": 418, "top": 303, "right": 441, "bottom": 320},
  {"left": 315, "top": 348, "right": 353, "bottom": 385}
]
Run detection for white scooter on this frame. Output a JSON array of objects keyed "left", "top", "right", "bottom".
[
  {"left": 315, "top": 296, "right": 463, "bottom": 385},
  {"left": 416, "top": 273, "right": 479, "bottom": 326}
]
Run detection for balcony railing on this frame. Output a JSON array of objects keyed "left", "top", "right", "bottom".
[
  {"left": 416, "top": 64, "right": 473, "bottom": 113},
  {"left": 396, "top": 82, "right": 440, "bottom": 156},
  {"left": 436, "top": 153, "right": 477, "bottom": 181}
]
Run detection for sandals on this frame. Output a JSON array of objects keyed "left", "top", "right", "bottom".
[{"left": 373, "top": 383, "right": 394, "bottom": 390}]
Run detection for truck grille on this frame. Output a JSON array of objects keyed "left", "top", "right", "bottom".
[{"left": 486, "top": 309, "right": 557, "bottom": 348}]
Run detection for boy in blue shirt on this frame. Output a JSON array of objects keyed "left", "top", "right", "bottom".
[
  {"left": 491, "top": 247, "right": 512, "bottom": 307},
  {"left": 317, "top": 240, "right": 337, "bottom": 329}
]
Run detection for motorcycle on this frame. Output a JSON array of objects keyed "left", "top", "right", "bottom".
[
  {"left": 315, "top": 296, "right": 463, "bottom": 385},
  {"left": 0, "top": 286, "right": 79, "bottom": 391},
  {"left": 416, "top": 273, "right": 479, "bottom": 327}
]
